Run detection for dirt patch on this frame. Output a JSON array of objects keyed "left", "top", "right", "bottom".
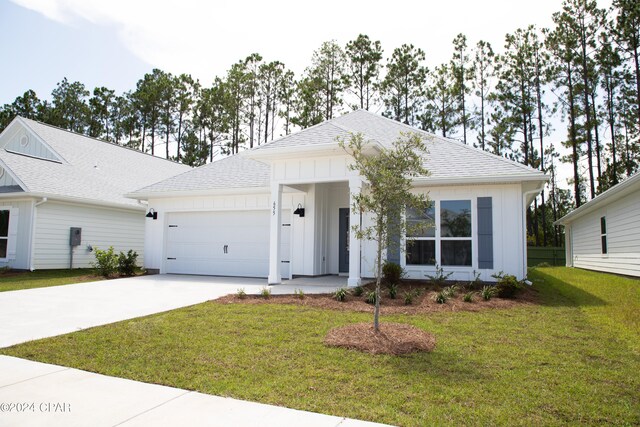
[
  {"left": 215, "top": 281, "right": 537, "bottom": 315},
  {"left": 325, "top": 322, "right": 436, "bottom": 355}
]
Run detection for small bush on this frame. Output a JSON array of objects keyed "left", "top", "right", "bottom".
[
  {"left": 481, "top": 285, "right": 496, "bottom": 301},
  {"left": 294, "top": 288, "right": 305, "bottom": 299},
  {"left": 536, "top": 262, "right": 551, "bottom": 268},
  {"left": 492, "top": 272, "right": 524, "bottom": 298},
  {"left": 260, "top": 287, "right": 272, "bottom": 299},
  {"left": 236, "top": 288, "right": 247, "bottom": 299},
  {"left": 425, "top": 264, "right": 453, "bottom": 286},
  {"left": 382, "top": 261, "right": 404, "bottom": 284},
  {"left": 387, "top": 283, "right": 398, "bottom": 299},
  {"left": 92, "top": 246, "right": 118, "bottom": 277},
  {"left": 403, "top": 289, "right": 420, "bottom": 305},
  {"left": 352, "top": 286, "right": 364, "bottom": 297},
  {"left": 463, "top": 291, "right": 474, "bottom": 303},
  {"left": 469, "top": 270, "right": 482, "bottom": 289},
  {"left": 365, "top": 290, "right": 378, "bottom": 305},
  {"left": 117, "top": 250, "right": 138, "bottom": 276},
  {"left": 0, "top": 266, "right": 12, "bottom": 274},
  {"left": 334, "top": 287, "right": 348, "bottom": 302},
  {"left": 433, "top": 291, "right": 448, "bottom": 304},
  {"left": 443, "top": 285, "right": 459, "bottom": 298}
]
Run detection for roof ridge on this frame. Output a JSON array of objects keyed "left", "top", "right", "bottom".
[
  {"left": 350, "top": 109, "right": 544, "bottom": 176},
  {"left": 19, "top": 116, "right": 188, "bottom": 167}
]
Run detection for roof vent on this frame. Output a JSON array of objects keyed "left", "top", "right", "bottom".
[{"left": 20, "top": 135, "right": 29, "bottom": 147}]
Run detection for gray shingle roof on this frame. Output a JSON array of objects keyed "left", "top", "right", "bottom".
[
  {"left": 129, "top": 110, "right": 546, "bottom": 198},
  {"left": 130, "top": 155, "right": 270, "bottom": 195},
  {"left": 0, "top": 118, "right": 191, "bottom": 208}
]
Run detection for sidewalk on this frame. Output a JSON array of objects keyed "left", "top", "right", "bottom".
[{"left": 0, "top": 356, "right": 390, "bottom": 427}]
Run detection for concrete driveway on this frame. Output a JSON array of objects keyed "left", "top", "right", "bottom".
[{"left": 0, "top": 274, "right": 342, "bottom": 348}]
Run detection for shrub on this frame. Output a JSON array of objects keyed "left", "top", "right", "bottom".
[
  {"left": 294, "top": 288, "right": 305, "bottom": 299},
  {"left": 403, "top": 289, "right": 420, "bottom": 305},
  {"left": 469, "top": 270, "right": 482, "bottom": 289},
  {"left": 0, "top": 266, "right": 11, "bottom": 275},
  {"left": 536, "top": 262, "right": 551, "bottom": 268},
  {"left": 387, "top": 283, "right": 398, "bottom": 299},
  {"left": 425, "top": 264, "right": 453, "bottom": 286},
  {"left": 352, "top": 286, "right": 364, "bottom": 297},
  {"left": 334, "top": 287, "right": 348, "bottom": 302},
  {"left": 260, "top": 287, "right": 272, "bottom": 299},
  {"left": 492, "top": 272, "right": 524, "bottom": 298},
  {"left": 236, "top": 288, "right": 247, "bottom": 299},
  {"left": 481, "top": 285, "right": 496, "bottom": 301},
  {"left": 365, "top": 290, "right": 378, "bottom": 305},
  {"left": 463, "top": 291, "right": 474, "bottom": 303},
  {"left": 92, "top": 246, "right": 118, "bottom": 277},
  {"left": 117, "top": 250, "right": 138, "bottom": 276},
  {"left": 433, "top": 291, "right": 448, "bottom": 304},
  {"left": 443, "top": 285, "right": 459, "bottom": 298},
  {"left": 382, "top": 261, "right": 404, "bottom": 284}
]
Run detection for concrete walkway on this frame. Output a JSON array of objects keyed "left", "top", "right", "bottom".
[
  {"left": 0, "top": 356, "right": 388, "bottom": 427},
  {"left": 0, "top": 274, "right": 343, "bottom": 348}
]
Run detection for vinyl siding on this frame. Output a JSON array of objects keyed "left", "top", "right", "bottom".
[
  {"left": 570, "top": 189, "right": 640, "bottom": 277},
  {"left": 0, "top": 199, "right": 33, "bottom": 270},
  {"left": 33, "top": 201, "right": 144, "bottom": 269}
]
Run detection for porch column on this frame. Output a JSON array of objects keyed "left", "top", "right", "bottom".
[
  {"left": 348, "top": 177, "right": 362, "bottom": 287},
  {"left": 268, "top": 183, "right": 283, "bottom": 284}
]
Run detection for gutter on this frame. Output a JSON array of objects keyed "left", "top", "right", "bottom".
[
  {"left": 28, "top": 197, "right": 48, "bottom": 271},
  {"left": 522, "top": 182, "right": 546, "bottom": 279}
]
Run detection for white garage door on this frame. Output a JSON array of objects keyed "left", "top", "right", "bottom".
[{"left": 165, "top": 210, "right": 290, "bottom": 278}]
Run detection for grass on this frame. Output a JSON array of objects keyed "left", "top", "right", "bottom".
[
  {"left": 2, "top": 267, "right": 639, "bottom": 425},
  {"left": 0, "top": 269, "right": 103, "bottom": 292}
]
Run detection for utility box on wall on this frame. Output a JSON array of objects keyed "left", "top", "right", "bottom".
[{"left": 69, "top": 227, "right": 82, "bottom": 247}]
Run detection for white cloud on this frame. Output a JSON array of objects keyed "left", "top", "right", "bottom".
[{"left": 10, "top": 0, "right": 573, "bottom": 83}]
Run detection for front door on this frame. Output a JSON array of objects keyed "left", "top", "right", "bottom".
[{"left": 338, "top": 208, "right": 349, "bottom": 273}]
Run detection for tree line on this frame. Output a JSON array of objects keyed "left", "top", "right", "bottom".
[{"left": 0, "top": 0, "right": 638, "bottom": 247}]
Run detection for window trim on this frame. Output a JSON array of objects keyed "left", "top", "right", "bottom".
[
  {"left": 600, "top": 216, "right": 607, "bottom": 255},
  {"left": 404, "top": 198, "right": 476, "bottom": 269},
  {"left": 0, "top": 209, "right": 10, "bottom": 261}
]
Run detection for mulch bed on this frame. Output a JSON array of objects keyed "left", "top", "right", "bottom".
[
  {"left": 215, "top": 281, "right": 537, "bottom": 315},
  {"left": 324, "top": 322, "right": 436, "bottom": 355}
]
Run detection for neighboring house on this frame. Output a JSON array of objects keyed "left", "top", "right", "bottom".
[
  {"left": 0, "top": 117, "right": 191, "bottom": 270},
  {"left": 556, "top": 173, "right": 640, "bottom": 277},
  {"left": 129, "top": 110, "right": 547, "bottom": 284}
]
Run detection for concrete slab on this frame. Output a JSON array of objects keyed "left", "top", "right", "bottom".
[
  {"left": 0, "top": 356, "right": 392, "bottom": 427},
  {"left": 0, "top": 275, "right": 340, "bottom": 348},
  {"left": 0, "top": 356, "right": 67, "bottom": 388}
]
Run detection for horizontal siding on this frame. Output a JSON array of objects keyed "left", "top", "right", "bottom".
[
  {"left": 570, "top": 189, "right": 640, "bottom": 277},
  {"left": 0, "top": 199, "right": 33, "bottom": 270},
  {"left": 34, "top": 201, "right": 144, "bottom": 269}
]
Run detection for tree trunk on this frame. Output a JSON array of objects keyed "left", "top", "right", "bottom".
[{"left": 568, "top": 64, "right": 581, "bottom": 207}]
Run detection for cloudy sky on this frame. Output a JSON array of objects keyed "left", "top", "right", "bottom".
[{"left": 0, "top": 0, "right": 614, "bottom": 188}]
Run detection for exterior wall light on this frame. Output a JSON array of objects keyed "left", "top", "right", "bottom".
[
  {"left": 146, "top": 208, "right": 158, "bottom": 220},
  {"left": 293, "top": 203, "right": 305, "bottom": 217}
]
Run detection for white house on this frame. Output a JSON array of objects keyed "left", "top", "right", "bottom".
[
  {"left": 0, "top": 117, "right": 190, "bottom": 270},
  {"left": 556, "top": 172, "right": 640, "bottom": 277},
  {"left": 129, "top": 110, "right": 547, "bottom": 284}
]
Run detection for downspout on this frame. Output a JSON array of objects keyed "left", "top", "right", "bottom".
[
  {"left": 522, "top": 184, "right": 545, "bottom": 280},
  {"left": 28, "top": 197, "right": 48, "bottom": 271}
]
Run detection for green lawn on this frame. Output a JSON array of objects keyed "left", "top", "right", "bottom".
[
  {"left": 0, "top": 269, "right": 103, "bottom": 292},
  {"left": 2, "top": 267, "right": 639, "bottom": 426}
]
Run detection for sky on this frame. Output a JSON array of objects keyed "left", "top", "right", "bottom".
[{"left": 0, "top": 0, "right": 614, "bottom": 190}]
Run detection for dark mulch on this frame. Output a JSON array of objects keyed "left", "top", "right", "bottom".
[
  {"left": 324, "top": 322, "right": 436, "bottom": 355},
  {"left": 215, "top": 280, "right": 537, "bottom": 315}
]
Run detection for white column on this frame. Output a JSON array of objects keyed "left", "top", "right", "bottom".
[
  {"left": 268, "top": 183, "right": 283, "bottom": 284},
  {"left": 348, "top": 177, "right": 362, "bottom": 287}
]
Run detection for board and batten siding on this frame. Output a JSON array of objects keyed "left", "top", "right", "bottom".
[
  {"left": 568, "top": 189, "right": 640, "bottom": 277},
  {"left": 33, "top": 201, "right": 145, "bottom": 269},
  {"left": 0, "top": 199, "right": 33, "bottom": 270}
]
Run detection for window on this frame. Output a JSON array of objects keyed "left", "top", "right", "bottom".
[
  {"left": 405, "top": 199, "right": 472, "bottom": 267},
  {"left": 440, "top": 200, "right": 472, "bottom": 266},
  {"left": 0, "top": 210, "right": 9, "bottom": 258},
  {"left": 600, "top": 216, "right": 607, "bottom": 254},
  {"left": 406, "top": 203, "right": 436, "bottom": 265}
]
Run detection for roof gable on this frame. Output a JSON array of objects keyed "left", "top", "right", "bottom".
[
  {"left": 0, "top": 118, "right": 62, "bottom": 163},
  {"left": 0, "top": 117, "right": 191, "bottom": 208}
]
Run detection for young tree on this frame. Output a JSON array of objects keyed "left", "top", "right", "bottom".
[
  {"left": 379, "top": 44, "right": 428, "bottom": 126},
  {"left": 345, "top": 34, "right": 383, "bottom": 110},
  {"left": 339, "top": 132, "right": 430, "bottom": 332}
]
